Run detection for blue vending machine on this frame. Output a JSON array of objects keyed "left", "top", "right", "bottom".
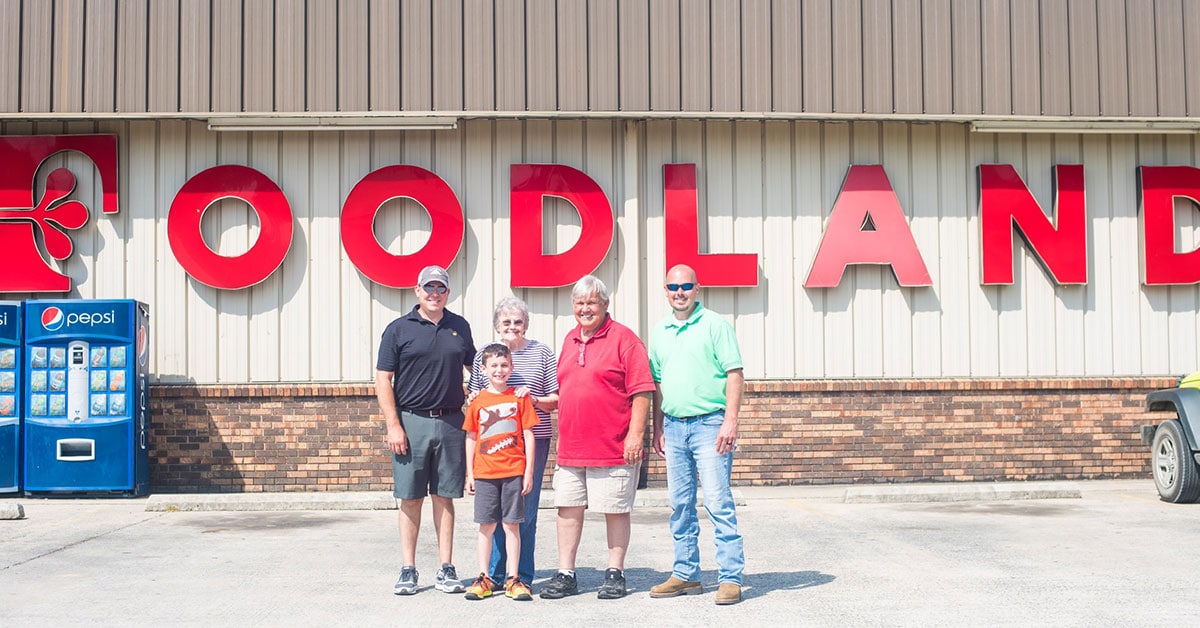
[
  {"left": 23, "top": 299, "right": 150, "bottom": 496},
  {"left": 0, "top": 302, "right": 21, "bottom": 494}
]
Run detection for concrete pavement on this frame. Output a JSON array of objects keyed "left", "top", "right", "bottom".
[{"left": 1, "top": 479, "right": 1196, "bottom": 626}]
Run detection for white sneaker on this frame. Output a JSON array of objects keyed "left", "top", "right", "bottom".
[
  {"left": 435, "top": 563, "right": 465, "bottom": 593},
  {"left": 393, "top": 566, "right": 418, "bottom": 595}
]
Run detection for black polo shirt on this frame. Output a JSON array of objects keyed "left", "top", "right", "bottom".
[{"left": 376, "top": 306, "right": 476, "bottom": 411}]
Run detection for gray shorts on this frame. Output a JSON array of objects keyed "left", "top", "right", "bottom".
[
  {"left": 392, "top": 410, "right": 466, "bottom": 500},
  {"left": 473, "top": 476, "right": 525, "bottom": 525}
]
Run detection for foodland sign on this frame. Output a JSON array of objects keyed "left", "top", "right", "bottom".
[{"left": 3, "top": 133, "right": 1200, "bottom": 293}]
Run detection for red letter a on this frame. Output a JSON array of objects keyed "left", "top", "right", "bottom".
[{"left": 804, "top": 165, "right": 931, "bottom": 288}]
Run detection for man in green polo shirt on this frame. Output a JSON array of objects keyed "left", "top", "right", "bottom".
[{"left": 648, "top": 263, "right": 746, "bottom": 606}]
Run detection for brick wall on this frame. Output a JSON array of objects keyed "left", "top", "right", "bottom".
[{"left": 150, "top": 377, "right": 1174, "bottom": 492}]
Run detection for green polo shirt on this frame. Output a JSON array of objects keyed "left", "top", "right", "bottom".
[{"left": 649, "top": 302, "right": 743, "bottom": 418}]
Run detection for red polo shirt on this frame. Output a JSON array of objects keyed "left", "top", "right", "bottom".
[{"left": 556, "top": 315, "right": 655, "bottom": 467}]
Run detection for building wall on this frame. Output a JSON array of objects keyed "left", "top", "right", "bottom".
[
  {"left": 149, "top": 378, "right": 1170, "bottom": 492},
  {"left": 2, "top": 118, "right": 1198, "bottom": 383},
  {"left": 2, "top": 0, "right": 1197, "bottom": 119}
]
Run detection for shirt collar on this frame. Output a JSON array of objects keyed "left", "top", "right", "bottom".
[{"left": 665, "top": 301, "right": 705, "bottom": 329}]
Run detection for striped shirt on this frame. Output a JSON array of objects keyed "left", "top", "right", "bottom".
[{"left": 468, "top": 339, "right": 558, "bottom": 440}]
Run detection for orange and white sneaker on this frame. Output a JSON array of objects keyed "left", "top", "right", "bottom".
[
  {"left": 464, "top": 573, "right": 494, "bottom": 600},
  {"left": 505, "top": 576, "right": 533, "bottom": 601}
]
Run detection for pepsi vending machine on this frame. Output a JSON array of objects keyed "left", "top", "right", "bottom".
[
  {"left": 0, "top": 302, "right": 21, "bottom": 494},
  {"left": 23, "top": 299, "right": 149, "bottom": 496}
]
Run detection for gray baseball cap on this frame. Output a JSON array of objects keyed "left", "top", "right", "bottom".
[{"left": 417, "top": 265, "right": 450, "bottom": 290}]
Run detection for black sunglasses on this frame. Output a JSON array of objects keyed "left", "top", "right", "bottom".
[
  {"left": 666, "top": 283, "right": 695, "bottom": 292},
  {"left": 422, "top": 283, "right": 448, "bottom": 294}
]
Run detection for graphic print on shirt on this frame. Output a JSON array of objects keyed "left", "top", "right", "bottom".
[{"left": 478, "top": 401, "right": 521, "bottom": 456}]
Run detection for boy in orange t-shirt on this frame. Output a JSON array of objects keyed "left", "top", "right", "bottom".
[{"left": 462, "top": 343, "right": 539, "bottom": 601}]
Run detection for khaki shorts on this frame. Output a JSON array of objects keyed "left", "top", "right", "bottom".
[{"left": 552, "top": 463, "right": 640, "bottom": 513}]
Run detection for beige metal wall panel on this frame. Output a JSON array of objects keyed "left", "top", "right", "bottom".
[
  {"left": 275, "top": 1, "right": 305, "bottom": 112},
  {"left": 5, "top": 119, "right": 1200, "bottom": 380},
  {"left": 801, "top": 0, "right": 832, "bottom": 110},
  {"left": 370, "top": 0, "right": 402, "bottom": 110},
  {"left": 1185, "top": 2, "right": 1200, "bottom": 115},
  {"left": 1126, "top": 2, "right": 1157, "bottom": 116},
  {"left": 495, "top": 0, "right": 525, "bottom": 110},
  {"left": 462, "top": 0, "right": 494, "bottom": 110},
  {"left": 115, "top": 0, "right": 147, "bottom": 113},
  {"left": 1067, "top": 0, "right": 1100, "bottom": 116},
  {"left": 861, "top": 0, "right": 892, "bottom": 114},
  {"left": 401, "top": 0, "right": 433, "bottom": 111},
  {"left": 211, "top": 0, "right": 241, "bottom": 112},
  {"left": 831, "top": 0, "right": 862, "bottom": 112},
  {"left": 0, "top": 0, "right": 19, "bottom": 112},
  {"left": 679, "top": 0, "right": 710, "bottom": 111},
  {"left": 891, "top": 0, "right": 922, "bottom": 114},
  {"left": 619, "top": 0, "right": 650, "bottom": 111},
  {"left": 337, "top": 0, "right": 368, "bottom": 111},
  {"left": 1009, "top": 0, "right": 1039, "bottom": 115},
  {"left": 53, "top": 0, "right": 85, "bottom": 112},
  {"left": 148, "top": 0, "right": 180, "bottom": 112},
  {"left": 741, "top": 0, "right": 771, "bottom": 112},
  {"left": 526, "top": 0, "right": 557, "bottom": 110},
  {"left": 650, "top": 0, "right": 681, "bottom": 111},
  {"left": 951, "top": 0, "right": 981, "bottom": 114},
  {"left": 1038, "top": 1, "right": 1070, "bottom": 115},
  {"left": 557, "top": 0, "right": 588, "bottom": 110},
  {"left": 710, "top": 0, "right": 740, "bottom": 111},
  {"left": 1154, "top": 0, "right": 1187, "bottom": 116},
  {"left": 85, "top": 0, "right": 117, "bottom": 113},
  {"left": 588, "top": 0, "right": 619, "bottom": 111},
  {"left": 179, "top": 1, "right": 210, "bottom": 112},
  {"left": 1096, "top": 0, "right": 1129, "bottom": 115},
  {"left": 739, "top": 0, "right": 768, "bottom": 112},
  {"left": 980, "top": 0, "right": 1011, "bottom": 115},
  {"left": 21, "top": 0, "right": 53, "bottom": 111},
  {"left": 244, "top": 0, "right": 274, "bottom": 112},
  {"left": 921, "top": 0, "right": 952, "bottom": 113},
  {"left": 432, "top": 0, "right": 463, "bottom": 110},
  {"left": 306, "top": 0, "right": 337, "bottom": 111},
  {"left": 772, "top": 0, "right": 803, "bottom": 112}
]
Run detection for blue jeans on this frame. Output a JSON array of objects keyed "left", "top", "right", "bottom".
[
  {"left": 664, "top": 411, "right": 744, "bottom": 585},
  {"left": 488, "top": 437, "right": 550, "bottom": 584}
]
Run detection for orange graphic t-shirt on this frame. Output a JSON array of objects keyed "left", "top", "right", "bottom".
[{"left": 463, "top": 388, "right": 539, "bottom": 479}]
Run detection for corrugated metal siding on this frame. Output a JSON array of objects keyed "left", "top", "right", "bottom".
[
  {"left": 3, "top": 0, "right": 1196, "bottom": 119},
  {"left": 4, "top": 118, "right": 1199, "bottom": 383}
]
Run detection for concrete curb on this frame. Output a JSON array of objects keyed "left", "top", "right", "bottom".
[
  {"left": 140, "top": 481, "right": 1084, "bottom": 512},
  {"left": 842, "top": 481, "right": 1082, "bottom": 504}
]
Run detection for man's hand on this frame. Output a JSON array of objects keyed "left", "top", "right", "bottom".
[
  {"left": 623, "top": 433, "right": 644, "bottom": 464},
  {"left": 652, "top": 430, "right": 665, "bottom": 457},
  {"left": 387, "top": 424, "right": 409, "bottom": 456},
  {"left": 715, "top": 418, "right": 738, "bottom": 455}
]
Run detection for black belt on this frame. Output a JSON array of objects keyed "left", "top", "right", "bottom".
[{"left": 401, "top": 408, "right": 459, "bottom": 418}]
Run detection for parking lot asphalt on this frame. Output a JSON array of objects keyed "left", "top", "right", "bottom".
[{"left": 2, "top": 479, "right": 1198, "bottom": 627}]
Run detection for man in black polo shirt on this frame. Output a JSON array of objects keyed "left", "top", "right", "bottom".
[{"left": 375, "top": 265, "right": 476, "bottom": 596}]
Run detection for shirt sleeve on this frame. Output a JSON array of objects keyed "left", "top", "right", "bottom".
[
  {"left": 375, "top": 324, "right": 399, "bottom": 372},
  {"left": 712, "top": 317, "right": 744, "bottom": 373},
  {"left": 519, "top": 395, "right": 540, "bottom": 431},
  {"left": 467, "top": 350, "right": 485, "bottom": 393},
  {"left": 621, "top": 335, "right": 657, "bottom": 396},
  {"left": 541, "top": 342, "right": 559, "bottom": 394}
]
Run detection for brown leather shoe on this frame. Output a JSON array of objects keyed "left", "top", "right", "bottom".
[
  {"left": 649, "top": 576, "right": 703, "bottom": 598},
  {"left": 715, "top": 582, "right": 742, "bottom": 605}
]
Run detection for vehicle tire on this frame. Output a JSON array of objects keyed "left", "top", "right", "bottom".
[{"left": 1151, "top": 419, "right": 1200, "bottom": 503}]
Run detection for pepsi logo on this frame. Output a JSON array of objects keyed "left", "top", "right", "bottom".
[{"left": 41, "top": 307, "right": 65, "bottom": 331}]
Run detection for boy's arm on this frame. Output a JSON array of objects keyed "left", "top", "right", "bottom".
[{"left": 521, "top": 428, "right": 536, "bottom": 496}]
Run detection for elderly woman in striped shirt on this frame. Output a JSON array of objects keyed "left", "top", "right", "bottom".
[{"left": 468, "top": 296, "right": 559, "bottom": 591}]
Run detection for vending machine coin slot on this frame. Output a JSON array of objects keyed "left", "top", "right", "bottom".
[{"left": 67, "top": 341, "right": 88, "bottom": 423}]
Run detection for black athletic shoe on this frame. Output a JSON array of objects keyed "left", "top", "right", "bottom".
[
  {"left": 596, "top": 568, "right": 626, "bottom": 599},
  {"left": 539, "top": 571, "right": 578, "bottom": 599}
]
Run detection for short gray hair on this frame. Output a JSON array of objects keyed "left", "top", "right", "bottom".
[
  {"left": 492, "top": 296, "right": 530, "bottom": 328},
  {"left": 571, "top": 275, "right": 610, "bottom": 303}
]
